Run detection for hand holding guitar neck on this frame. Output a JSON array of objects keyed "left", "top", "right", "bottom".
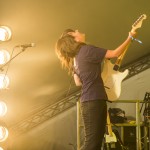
[
  {"left": 129, "top": 31, "right": 137, "bottom": 39},
  {"left": 114, "top": 14, "right": 147, "bottom": 71}
]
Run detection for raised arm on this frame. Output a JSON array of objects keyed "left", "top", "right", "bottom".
[{"left": 105, "top": 32, "right": 136, "bottom": 59}]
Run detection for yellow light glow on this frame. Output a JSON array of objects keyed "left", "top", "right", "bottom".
[
  {"left": 0, "top": 50, "right": 10, "bottom": 65},
  {"left": 0, "top": 147, "right": 3, "bottom": 150},
  {"left": 0, "top": 26, "right": 12, "bottom": 41},
  {"left": 0, "top": 102, "right": 7, "bottom": 117},
  {"left": 0, "top": 74, "right": 9, "bottom": 89},
  {"left": 0, "top": 126, "right": 9, "bottom": 142}
]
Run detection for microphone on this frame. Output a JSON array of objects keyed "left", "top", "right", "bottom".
[{"left": 16, "top": 43, "right": 36, "bottom": 48}]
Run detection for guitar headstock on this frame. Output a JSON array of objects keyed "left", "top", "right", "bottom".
[{"left": 131, "top": 14, "right": 147, "bottom": 32}]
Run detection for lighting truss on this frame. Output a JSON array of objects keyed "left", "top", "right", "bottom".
[
  {"left": 10, "top": 89, "right": 81, "bottom": 137},
  {"left": 122, "top": 53, "right": 150, "bottom": 80}
]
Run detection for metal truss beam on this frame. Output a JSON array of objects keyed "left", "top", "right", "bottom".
[
  {"left": 122, "top": 53, "right": 150, "bottom": 80},
  {"left": 9, "top": 90, "right": 81, "bottom": 137},
  {"left": 9, "top": 53, "right": 150, "bottom": 138}
]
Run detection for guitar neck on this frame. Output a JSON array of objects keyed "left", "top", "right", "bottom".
[
  {"left": 107, "top": 111, "right": 113, "bottom": 136},
  {"left": 113, "top": 43, "right": 130, "bottom": 71}
]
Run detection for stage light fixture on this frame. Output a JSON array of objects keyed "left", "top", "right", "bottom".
[
  {"left": 0, "top": 49, "right": 10, "bottom": 65},
  {"left": 0, "top": 26, "right": 12, "bottom": 41},
  {"left": 0, "top": 74, "right": 9, "bottom": 89},
  {"left": 0, "top": 126, "right": 9, "bottom": 142},
  {"left": 0, "top": 102, "right": 7, "bottom": 117}
]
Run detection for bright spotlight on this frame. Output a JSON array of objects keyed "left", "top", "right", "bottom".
[
  {"left": 0, "top": 49, "right": 10, "bottom": 65},
  {"left": 0, "top": 74, "right": 10, "bottom": 89},
  {"left": 0, "top": 26, "right": 12, "bottom": 41},
  {"left": 0, "top": 102, "right": 7, "bottom": 117},
  {"left": 0, "top": 126, "right": 9, "bottom": 142}
]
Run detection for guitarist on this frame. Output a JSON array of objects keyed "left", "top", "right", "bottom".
[{"left": 55, "top": 29, "right": 136, "bottom": 150}]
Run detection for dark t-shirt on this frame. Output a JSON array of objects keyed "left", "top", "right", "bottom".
[{"left": 75, "top": 44, "right": 108, "bottom": 102}]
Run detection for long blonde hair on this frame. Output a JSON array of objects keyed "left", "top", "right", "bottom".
[{"left": 55, "top": 29, "right": 85, "bottom": 74}]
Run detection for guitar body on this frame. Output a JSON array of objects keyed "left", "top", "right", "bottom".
[
  {"left": 105, "top": 132, "right": 117, "bottom": 143},
  {"left": 102, "top": 59, "right": 129, "bottom": 101}
]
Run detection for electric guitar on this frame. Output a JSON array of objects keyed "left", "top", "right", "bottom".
[
  {"left": 105, "top": 111, "right": 117, "bottom": 143},
  {"left": 105, "top": 111, "right": 127, "bottom": 150},
  {"left": 105, "top": 111, "right": 117, "bottom": 149},
  {"left": 102, "top": 14, "right": 147, "bottom": 101}
]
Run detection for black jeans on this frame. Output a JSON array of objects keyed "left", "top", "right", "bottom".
[{"left": 80, "top": 99, "right": 107, "bottom": 150}]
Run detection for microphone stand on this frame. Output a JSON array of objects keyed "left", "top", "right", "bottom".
[{"left": 0, "top": 47, "right": 27, "bottom": 71}]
